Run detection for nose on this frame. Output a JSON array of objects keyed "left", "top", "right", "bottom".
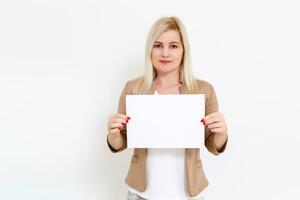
[{"left": 162, "top": 47, "right": 169, "bottom": 57}]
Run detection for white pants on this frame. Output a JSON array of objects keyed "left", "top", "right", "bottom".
[{"left": 127, "top": 191, "right": 204, "bottom": 200}]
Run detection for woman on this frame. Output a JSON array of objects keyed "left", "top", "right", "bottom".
[{"left": 107, "top": 16, "right": 228, "bottom": 200}]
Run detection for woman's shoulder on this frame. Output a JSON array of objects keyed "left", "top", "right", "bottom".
[
  {"left": 195, "top": 78, "right": 213, "bottom": 86},
  {"left": 126, "top": 76, "right": 144, "bottom": 85},
  {"left": 194, "top": 78, "right": 219, "bottom": 110},
  {"left": 194, "top": 78, "right": 215, "bottom": 94},
  {"left": 122, "top": 76, "right": 144, "bottom": 92}
]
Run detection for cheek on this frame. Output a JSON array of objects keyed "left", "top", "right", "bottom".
[
  {"left": 151, "top": 50, "right": 160, "bottom": 61},
  {"left": 173, "top": 50, "right": 183, "bottom": 62}
]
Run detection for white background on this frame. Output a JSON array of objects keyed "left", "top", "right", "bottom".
[{"left": 0, "top": 0, "right": 300, "bottom": 199}]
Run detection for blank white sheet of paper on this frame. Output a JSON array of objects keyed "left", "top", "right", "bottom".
[{"left": 126, "top": 94, "right": 205, "bottom": 148}]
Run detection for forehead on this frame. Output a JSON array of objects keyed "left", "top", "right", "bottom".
[{"left": 155, "top": 30, "right": 182, "bottom": 43}]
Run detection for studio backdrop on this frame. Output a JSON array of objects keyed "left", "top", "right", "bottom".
[{"left": 0, "top": 0, "right": 299, "bottom": 199}]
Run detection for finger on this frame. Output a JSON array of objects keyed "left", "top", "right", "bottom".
[
  {"left": 205, "top": 112, "right": 221, "bottom": 120},
  {"left": 207, "top": 122, "right": 225, "bottom": 129},
  {"left": 110, "top": 114, "right": 129, "bottom": 123},
  {"left": 109, "top": 128, "right": 121, "bottom": 135},
  {"left": 110, "top": 113, "right": 130, "bottom": 121},
  {"left": 204, "top": 117, "right": 223, "bottom": 125},
  {"left": 201, "top": 112, "right": 220, "bottom": 124},
  {"left": 108, "top": 114, "right": 131, "bottom": 131},
  {"left": 206, "top": 122, "right": 224, "bottom": 130},
  {"left": 110, "top": 115, "right": 131, "bottom": 124},
  {"left": 107, "top": 120, "right": 123, "bottom": 131},
  {"left": 109, "top": 122, "right": 125, "bottom": 130},
  {"left": 211, "top": 127, "right": 226, "bottom": 133}
]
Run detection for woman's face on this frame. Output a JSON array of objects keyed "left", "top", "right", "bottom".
[{"left": 151, "top": 30, "right": 184, "bottom": 75}]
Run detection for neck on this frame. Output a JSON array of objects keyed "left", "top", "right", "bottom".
[{"left": 154, "top": 69, "right": 181, "bottom": 88}]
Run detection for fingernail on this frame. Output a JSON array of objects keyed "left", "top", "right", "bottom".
[
  {"left": 127, "top": 116, "right": 131, "bottom": 120},
  {"left": 122, "top": 122, "right": 126, "bottom": 126},
  {"left": 200, "top": 118, "right": 204, "bottom": 123},
  {"left": 118, "top": 127, "right": 122, "bottom": 130},
  {"left": 126, "top": 119, "right": 129, "bottom": 123}
]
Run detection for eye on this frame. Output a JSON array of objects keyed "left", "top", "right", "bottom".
[
  {"left": 153, "top": 44, "right": 163, "bottom": 48},
  {"left": 170, "top": 44, "right": 178, "bottom": 49}
]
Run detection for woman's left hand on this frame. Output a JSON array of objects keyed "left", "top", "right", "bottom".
[{"left": 201, "top": 112, "right": 227, "bottom": 135}]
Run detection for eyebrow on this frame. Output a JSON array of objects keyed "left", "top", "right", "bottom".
[{"left": 154, "top": 41, "right": 180, "bottom": 44}]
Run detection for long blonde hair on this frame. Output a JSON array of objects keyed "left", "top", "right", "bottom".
[{"left": 132, "top": 16, "right": 198, "bottom": 94}]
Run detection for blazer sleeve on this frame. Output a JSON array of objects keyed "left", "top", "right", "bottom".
[
  {"left": 106, "top": 82, "right": 128, "bottom": 153},
  {"left": 204, "top": 83, "right": 228, "bottom": 155}
]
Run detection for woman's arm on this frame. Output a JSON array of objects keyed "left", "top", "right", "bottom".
[
  {"left": 106, "top": 82, "right": 129, "bottom": 153},
  {"left": 213, "top": 129, "right": 228, "bottom": 151},
  {"left": 203, "top": 82, "right": 228, "bottom": 155},
  {"left": 107, "top": 128, "right": 127, "bottom": 152}
]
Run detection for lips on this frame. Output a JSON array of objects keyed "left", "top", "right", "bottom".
[{"left": 159, "top": 60, "right": 172, "bottom": 64}]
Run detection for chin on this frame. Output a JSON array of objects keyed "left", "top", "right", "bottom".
[{"left": 155, "top": 66, "right": 179, "bottom": 73}]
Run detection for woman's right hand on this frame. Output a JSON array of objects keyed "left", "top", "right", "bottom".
[{"left": 107, "top": 113, "right": 131, "bottom": 135}]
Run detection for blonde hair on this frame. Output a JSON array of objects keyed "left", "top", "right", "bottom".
[{"left": 132, "top": 16, "right": 198, "bottom": 94}]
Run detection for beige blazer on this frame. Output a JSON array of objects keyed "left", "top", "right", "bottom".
[{"left": 107, "top": 76, "right": 228, "bottom": 197}]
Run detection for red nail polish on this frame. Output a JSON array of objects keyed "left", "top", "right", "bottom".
[
  {"left": 200, "top": 118, "right": 204, "bottom": 123},
  {"left": 126, "top": 119, "right": 129, "bottom": 123},
  {"left": 122, "top": 122, "right": 126, "bottom": 125},
  {"left": 127, "top": 116, "right": 131, "bottom": 120}
]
